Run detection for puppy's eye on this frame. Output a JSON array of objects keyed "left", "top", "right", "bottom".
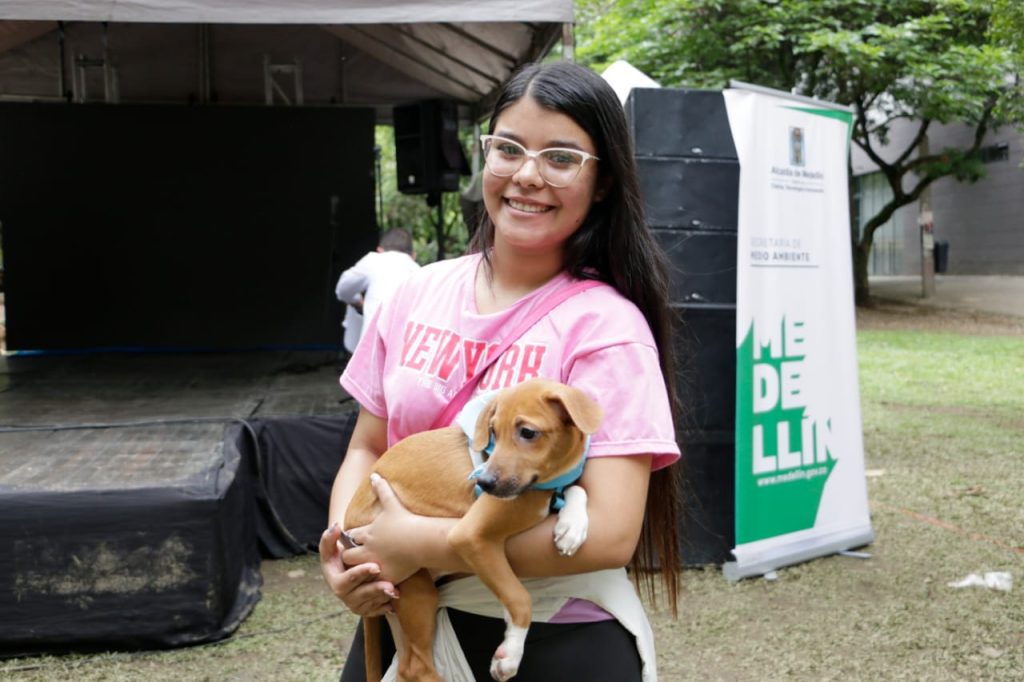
[{"left": 518, "top": 426, "right": 539, "bottom": 441}]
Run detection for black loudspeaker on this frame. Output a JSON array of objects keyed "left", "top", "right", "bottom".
[
  {"left": 675, "top": 434, "right": 736, "bottom": 566},
  {"left": 627, "top": 87, "right": 739, "bottom": 565},
  {"left": 673, "top": 307, "right": 737, "bottom": 435},
  {"left": 627, "top": 88, "right": 737, "bottom": 159},
  {"left": 394, "top": 100, "right": 469, "bottom": 195},
  {"left": 653, "top": 230, "right": 737, "bottom": 305},
  {"left": 637, "top": 158, "right": 739, "bottom": 230}
]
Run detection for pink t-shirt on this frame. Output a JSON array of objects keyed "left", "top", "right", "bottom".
[
  {"left": 339, "top": 253, "right": 680, "bottom": 622},
  {"left": 341, "top": 253, "right": 680, "bottom": 470}
]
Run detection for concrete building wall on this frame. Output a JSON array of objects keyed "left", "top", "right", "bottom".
[
  {"left": 851, "top": 120, "right": 1024, "bottom": 276},
  {"left": 927, "top": 126, "right": 1024, "bottom": 274}
]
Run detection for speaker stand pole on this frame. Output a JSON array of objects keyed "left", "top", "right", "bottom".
[
  {"left": 427, "top": 191, "right": 445, "bottom": 260},
  {"left": 374, "top": 144, "right": 383, "bottom": 228}
]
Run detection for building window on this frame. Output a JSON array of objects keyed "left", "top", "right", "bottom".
[
  {"left": 855, "top": 172, "right": 901, "bottom": 276},
  {"left": 978, "top": 143, "right": 1010, "bottom": 164}
]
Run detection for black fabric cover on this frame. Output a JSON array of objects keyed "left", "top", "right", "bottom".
[
  {"left": 0, "top": 429, "right": 262, "bottom": 654},
  {"left": 237, "top": 410, "right": 359, "bottom": 558},
  {"left": 0, "top": 406, "right": 356, "bottom": 654}
]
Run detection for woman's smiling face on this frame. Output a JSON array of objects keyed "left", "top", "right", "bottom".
[{"left": 482, "top": 95, "right": 601, "bottom": 258}]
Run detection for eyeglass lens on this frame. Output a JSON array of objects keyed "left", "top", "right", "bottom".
[{"left": 483, "top": 138, "right": 586, "bottom": 187}]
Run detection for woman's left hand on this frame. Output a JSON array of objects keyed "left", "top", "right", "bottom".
[{"left": 342, "top": 473, "right": 424, "bottom": 585}]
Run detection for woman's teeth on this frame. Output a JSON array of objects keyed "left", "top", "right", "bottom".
[{"left": 507, "top": 199, "right": 550, "bottom": 213}]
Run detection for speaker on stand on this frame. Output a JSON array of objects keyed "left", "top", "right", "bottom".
[
  {"left": 626, "top": 88, "right": 740, "bottom": 566},
  {"left": 392, "top": 99, "right": 470, "bottom": 259}
]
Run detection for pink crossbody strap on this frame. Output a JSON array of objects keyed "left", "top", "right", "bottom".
[{"left": 430, "top": 278, "right": 604, "bottom": 429}]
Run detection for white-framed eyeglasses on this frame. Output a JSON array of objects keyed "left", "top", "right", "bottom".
[{"left": 480, "top": 134, "right": 599, "bottom": 188}]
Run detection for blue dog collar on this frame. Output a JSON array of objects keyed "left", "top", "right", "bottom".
[{"left": 457, "top": 391, "right": 590, "bottom": 511}]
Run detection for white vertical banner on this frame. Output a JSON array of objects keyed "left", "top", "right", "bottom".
[{"left": 722, "top": 83, "right": 874, "bottom": 581}]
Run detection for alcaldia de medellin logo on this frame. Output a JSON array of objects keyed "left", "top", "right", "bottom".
[
  {"left": 789, "top": 126, "right": 805, "bottom": 167},
  {"left": 735, "top": 316, "right": 837, "bottom": 543}
]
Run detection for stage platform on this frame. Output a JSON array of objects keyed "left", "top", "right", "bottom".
[{"left": 0, "top": 350, "right": 356, "bottom": 654}]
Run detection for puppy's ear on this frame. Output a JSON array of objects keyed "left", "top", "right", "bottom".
[
  {"left": 547, "top": 386, "right": 603, "bottom": 435},
  {"left": 472, "top": 400, "right": 497, "bottom": 451}
]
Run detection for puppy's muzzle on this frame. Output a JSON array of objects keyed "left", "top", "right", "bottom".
[{"left": 474, "top": 470, "right": 539, "bottom": 498}]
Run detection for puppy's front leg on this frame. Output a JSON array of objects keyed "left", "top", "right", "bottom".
[
  {"left": 449, "top": 496, "right": 540, "bottom": 682},
  {"left": 553, "top": 485, "right": 588, "bottom": 556},
  {"left": 448, "top": 531, "right": 530, "bottom": 681}
]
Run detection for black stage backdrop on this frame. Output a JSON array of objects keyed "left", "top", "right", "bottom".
[{"left": 0, "top": 102, "right": 377, "bottom": 352}]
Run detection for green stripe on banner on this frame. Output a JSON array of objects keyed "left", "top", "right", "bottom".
[{"left": 782, "top": 105, "right": 854, "bottom": 139}]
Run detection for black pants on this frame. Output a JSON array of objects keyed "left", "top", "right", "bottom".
[{"left": 341, "top": 609, "right": 643, "bottom": 681}]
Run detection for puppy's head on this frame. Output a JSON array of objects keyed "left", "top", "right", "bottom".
[{"left": 471, "top": 378, "right": 603, "bottom": 498}]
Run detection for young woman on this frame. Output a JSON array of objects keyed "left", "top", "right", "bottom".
[{"left": 321, "top": 61, "right": 681, "bottom": 681}]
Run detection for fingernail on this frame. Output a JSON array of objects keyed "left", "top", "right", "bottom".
[
  {"left": 329, "top": 522, "right": 339, "bottom": 532},
  {"left": 370, "top": 472, "right": 381, "bottom": 483},
  {"left": 385, "top": 589, "right": 399, "bottom": 599}
]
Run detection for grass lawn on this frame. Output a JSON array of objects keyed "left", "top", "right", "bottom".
[{"left": 3, "top": 306, "right": 1022, "bottom": 681}]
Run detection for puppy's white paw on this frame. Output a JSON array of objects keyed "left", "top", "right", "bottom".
[
  {"left": 489, "top": 624, "right": 527, "bottom": 681},
  {"left": 553, "top": 485, "right": 588, "bottom": 556},
  {"left": 490, "top": 653, "right": 520, "bottom": 681}
]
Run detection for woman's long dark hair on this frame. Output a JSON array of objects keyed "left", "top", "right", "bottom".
[{"left": 470, "top": 61, "right": 681, "bottom": 615}]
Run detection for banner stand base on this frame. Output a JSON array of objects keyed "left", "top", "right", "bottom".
[{"left": 723, "top": 525, "right": 875, "bottom": 582}]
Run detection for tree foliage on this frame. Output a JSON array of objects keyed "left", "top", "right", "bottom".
[
  {"left": 577, "top": 0, "right": 1024, "bottom": 302},
  {"left": 991, "top": 0, "right": 1024, "bottom": 73}
]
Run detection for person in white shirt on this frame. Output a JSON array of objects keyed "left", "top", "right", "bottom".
[{"left": 335, "top": 228, "right": 421, "bottom": 353}]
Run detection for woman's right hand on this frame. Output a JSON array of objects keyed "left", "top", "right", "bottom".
[{"left": 319, "top": 523, "right": 399, "bottom": 617}]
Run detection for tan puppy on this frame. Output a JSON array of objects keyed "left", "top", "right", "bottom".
[{"left": 344, "top": 378, "right": 603, "bottom": 682}]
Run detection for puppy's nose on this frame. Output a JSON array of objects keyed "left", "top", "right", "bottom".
[{"left": 475, "top": 472, "right": 498, "bottom": 493}]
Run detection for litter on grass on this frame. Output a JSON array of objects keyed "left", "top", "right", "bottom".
[{"left": 947, "top": 571, "right": 1012, "bottom": 592}]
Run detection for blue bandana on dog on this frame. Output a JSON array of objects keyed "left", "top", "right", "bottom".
[{"left": 455, "top": 391, "right": 589, "bottom": 512}]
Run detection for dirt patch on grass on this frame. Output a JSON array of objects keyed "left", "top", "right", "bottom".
[
  {"left": 857, "top": 297, "right": 1024, "bottom": 335},
  {"left": 875, "top": 401, "right": 1024, "bottom": 432}
]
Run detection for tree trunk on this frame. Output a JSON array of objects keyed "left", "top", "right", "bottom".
[
  {"left": 853, "top": 240, "right": 872, "bottom": 305},
  {"left": 853, "top": 193, "right": 903, "bottom": 305}
]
